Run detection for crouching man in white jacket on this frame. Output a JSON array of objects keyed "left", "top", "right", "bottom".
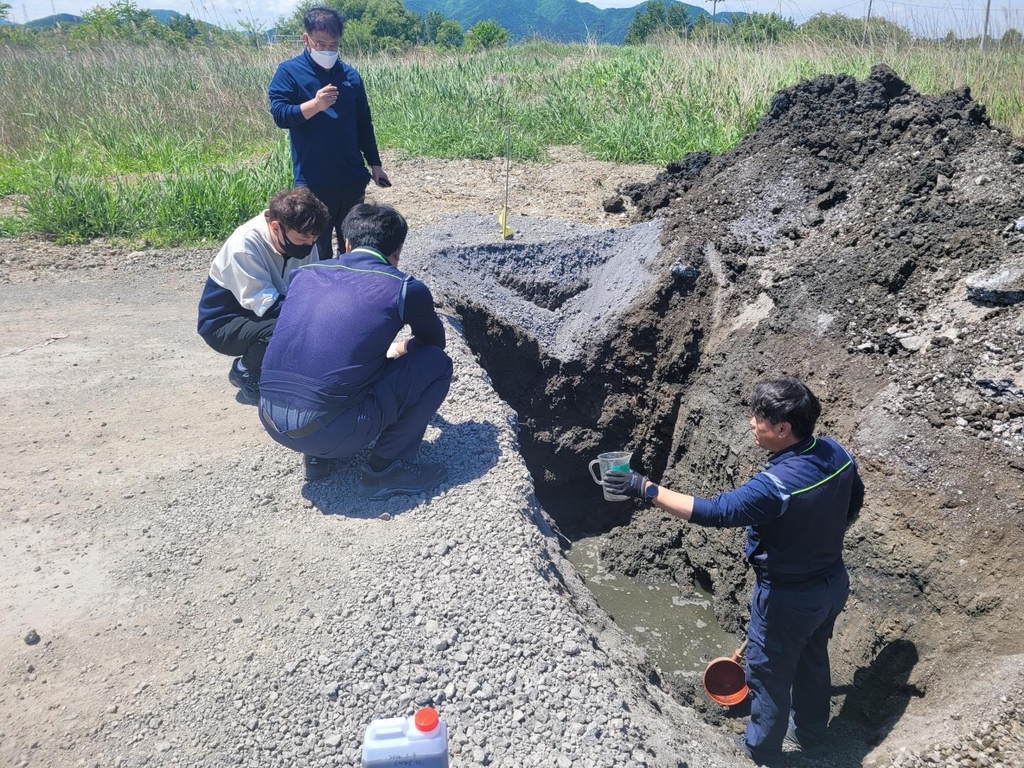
[{"left": 197, "top": 187, "right": 329, "bottom": 404}]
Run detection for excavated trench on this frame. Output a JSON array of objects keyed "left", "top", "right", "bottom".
[{"left": 405, "top": 65, "right": 1024, "bottom": 763}]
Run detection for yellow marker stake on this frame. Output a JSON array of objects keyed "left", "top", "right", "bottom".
[
  {"left": 499, "top": 207, "right": 513, "bottom": 240},
  {"left": 499, "top": 125, "right": 513, "bottom": 240}
]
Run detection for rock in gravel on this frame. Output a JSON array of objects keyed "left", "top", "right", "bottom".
[
  {"left": 23, "top": 629, "right": 40, "bottom": 646},
  {"left": 602, "top": 195, "right": 625, "bottom": 213},
  {"left": 966, "top": 258, "right": 1024, "bottom": 305}
]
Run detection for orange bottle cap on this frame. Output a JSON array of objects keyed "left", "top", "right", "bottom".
[{"left": 414, "top": 707, "right": 439, "bottom": 732}]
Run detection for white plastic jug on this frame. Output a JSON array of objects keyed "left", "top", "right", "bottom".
[{"left": 361, "top": 707, "right": 449, "bottom": 768}]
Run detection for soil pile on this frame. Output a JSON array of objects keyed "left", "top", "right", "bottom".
[{"left": 416, "top": 65, "right": 1024, "bottom": 765}]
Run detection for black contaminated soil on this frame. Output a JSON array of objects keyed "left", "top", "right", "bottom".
[{"left": 408, "top": 65, "right": 1024, "bottom": 766}]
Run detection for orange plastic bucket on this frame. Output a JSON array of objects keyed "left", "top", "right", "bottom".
[{"left": 703, "top": 639, "right": 749, "bottom": 706}]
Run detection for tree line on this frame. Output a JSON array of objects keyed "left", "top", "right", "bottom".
[
  {"left": 0, "top": 0, "right": 511, "bottom": 52},
  {"left": 625, "top": 1, "right": 1022, "bottom": 47},
  {"left": 1, "top": 0, "right": 1020, "bottom": 50}
]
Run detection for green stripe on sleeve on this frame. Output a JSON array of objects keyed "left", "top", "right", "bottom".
[{"left": 790, "top": 460, "right": 853, "bottom": 496}]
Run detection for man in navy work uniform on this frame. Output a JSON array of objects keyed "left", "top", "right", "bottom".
[
  {"left": 259, "top": 202, "right": 452, "bottom": 496},
  {"left": 268, "top": 6, "right": 391, "bottom": 260},
  {"left": 606, "top": 378, "right": 864, "bottom": 766},
  {"left": 197, "top": 187, "right": 329, "bottom": 405}
]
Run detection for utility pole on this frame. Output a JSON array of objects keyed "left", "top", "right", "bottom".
[
  {"left": 862, "top": 0, "right": 873, "bottom": 45},
  {"left": 979, "top": 0, "right": 992, "bottom": 50}
]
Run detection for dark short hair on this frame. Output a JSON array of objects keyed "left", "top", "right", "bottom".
[
  {"left": 749, "top": 378, "right": 821, "bottom": 439},
  {"left": 267, "top": 187, "right": 329, "bottom": 237},
  {"left": 342, "top": 203, "right": 408, "bottom": 257},
  {"left": 303, "top": 6, "right": 344, "bottom": 37}
]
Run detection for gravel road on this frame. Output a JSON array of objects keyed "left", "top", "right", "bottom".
[{"left": 1, "top": 235, "right": 739, "bottom": 768}]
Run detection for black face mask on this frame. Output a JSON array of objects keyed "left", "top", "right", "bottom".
[{"left": 278, "top": 227, "right": 315, "bottom": 259}]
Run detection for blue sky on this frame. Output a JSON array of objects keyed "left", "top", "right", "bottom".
[{"left": 18, "top": 0, "right": 1024, "bottom": 37}]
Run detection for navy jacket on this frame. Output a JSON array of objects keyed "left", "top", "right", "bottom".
[
  {"left": 259, "top": 248, "right": 445, "bottom": 412},
  {"left": 690, "top": 435, "right": 864, "bottom": 584},
  {"left": 268, "top": 50, "right": 382, "bottom": 187}
]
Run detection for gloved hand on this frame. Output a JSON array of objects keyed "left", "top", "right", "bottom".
[{"left": 604, "top": 470, "right": 648, "bottom": 500}]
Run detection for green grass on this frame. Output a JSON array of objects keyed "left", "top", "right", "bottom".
[{"left": 0, "top": 39, "right": 1021, "bottom": 244}]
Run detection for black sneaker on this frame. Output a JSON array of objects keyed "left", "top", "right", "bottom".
[
  {"left": 228, "top": 359, "right": 260, "bottom": 405},
  {"left": 784, "top": 726, "right": 827, "bottom": 758},
  {"left": 359, "top": 460, "right": 447, "bottom": 500},
  {"left": 304, "top": 454, "right": 331, "bottom": 481},
  {"left": 736, "top": 735, "right": 785, "bottom": 767}
]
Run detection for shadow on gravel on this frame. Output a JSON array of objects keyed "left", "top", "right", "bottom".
[
  {"left": 826, "top": 639, "right": 922, "bottom": 765},
  {"left": 300, "top": 416, "right": 500, "bottom": 518}
]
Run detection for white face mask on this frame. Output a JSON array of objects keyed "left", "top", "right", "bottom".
[{"left": 309, "top": 49, "right": 339, "bottom": 70}]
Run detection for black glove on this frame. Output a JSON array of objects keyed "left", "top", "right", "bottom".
[{"left": 604, "top": 470, "right": 648, "bottom": 499}]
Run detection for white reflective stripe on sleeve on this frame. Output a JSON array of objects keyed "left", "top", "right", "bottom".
[{"left": 762, "top": 471, "right": 791, "bottom": 516}]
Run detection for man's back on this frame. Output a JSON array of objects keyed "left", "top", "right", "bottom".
[
  {"left": 749, "top": 435, "right": 863, "bottom": 583},
  {"left": 260, "top": 248, "right": 441, "bottom": 412}
]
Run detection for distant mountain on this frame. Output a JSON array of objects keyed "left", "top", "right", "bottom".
[
  {"left": 150, "top": 9, "right": 183, "bottom": 23},
  {"left": 21, "top": 8, "right": 225, "bottom": 33},
  {"left": 404, "top": 0, "right": 743, "bottom": 44},
  {"left": 25, "top": 13, "right": 82, "bottom": 28}
]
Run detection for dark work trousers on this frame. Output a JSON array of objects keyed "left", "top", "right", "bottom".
[
  {"left": 744, "top": 566, "right": 850, "bottom": 757},
  {"left": 203, "top": 315, "right": 277, "bottom": 374},
  {"left": 260, "top": 346, "right": 452, "bottom": 461},
  {"left": 306, "top": 181, "right": 369, "bottom": 259}
]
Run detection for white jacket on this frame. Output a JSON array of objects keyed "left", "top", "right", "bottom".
[{"left": 208, "top": 212, "right": 320, "bottom": 318}]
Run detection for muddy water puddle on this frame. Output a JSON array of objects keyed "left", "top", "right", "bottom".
[{"left": 567, "top": 536, "right": 741, "bottom": 679}]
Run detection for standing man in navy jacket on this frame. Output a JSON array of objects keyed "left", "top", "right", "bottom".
[
  {"left": 268, "top": 6, "right": 390, "bottom": 260},
  {"left": 259, "top": 203, "right": 451, "bottom": 495},
  {"left": 606, "top": 378, "right": 864, "bottom": 766}
]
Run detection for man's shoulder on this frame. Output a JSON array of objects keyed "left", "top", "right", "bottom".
[
  {"left": 339, "top": 60, "right": 364, "bottom": 83},
  {"left": 815, "top": 435, "right": 855, "bottom": 462},
  {"left": 403, "top": 274, "right": 432, "bottom": 294},
  {"left": 275, "top": 53, "right": 310, "bottom": 76},
  {"left": 229, "top": 214, "right": 269, "bottom": 249}
]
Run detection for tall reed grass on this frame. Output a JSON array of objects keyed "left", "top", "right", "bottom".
[{"left": 0, "top": 39, "right": 1020, "bottom": 244}]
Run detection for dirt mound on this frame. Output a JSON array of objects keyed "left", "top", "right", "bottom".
[
  {"left": 420, "top": 64, "right": 1024, "bottom": 764},
  {"left": 608, "top": 64, "right": 1024, "bottom": 764}
]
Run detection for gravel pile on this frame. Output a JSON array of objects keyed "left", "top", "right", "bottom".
[{"left": 876, "top": 690, "right": 1024, "bottom": 768}]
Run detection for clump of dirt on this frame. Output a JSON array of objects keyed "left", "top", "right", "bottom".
[{"left": 429, "top": 64, "right": 1024, "bottom": 764}]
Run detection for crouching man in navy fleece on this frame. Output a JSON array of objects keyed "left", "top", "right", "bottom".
[
  {"left": 605, "top": 378, "right": 864, "bottom": 767},
  {"left": 197, "top": 187, "right": 329, "bottom": 405},
  {"left": 258, "top": 202, "right": 452, "bottom": 497}
]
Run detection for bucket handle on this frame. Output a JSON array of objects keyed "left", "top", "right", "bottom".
[{"left": 732, "top": 639, "right": 748, "bottom": 661}]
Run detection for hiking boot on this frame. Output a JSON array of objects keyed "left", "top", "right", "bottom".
[
  {"left": 304, "top": 454, "right": 332, "bottom": 481},
  {"left": 228, "top": 359, "right": 260, "bottom": 405},
  {"left": 735, "top": 736, "right": 784, "bottom": 767},
  {"left": 359, "top": 459, "right": 447, "bottom": 500},
  {"left": 784, "top": 726, "right": 827, "bottom": 758}
]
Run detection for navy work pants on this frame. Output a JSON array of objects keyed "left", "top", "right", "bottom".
[
  {"left": 260, "top": 346, "right": 452, "bottom": 462},
  {"left": 306, "top": 181, "right": 369, "bottom": 260},
  {"left": 202, "top": 315, "right": 277, "bottom": 374},
  {"left": 744, "top": 566, "right": 850, "bottom": 757}
]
